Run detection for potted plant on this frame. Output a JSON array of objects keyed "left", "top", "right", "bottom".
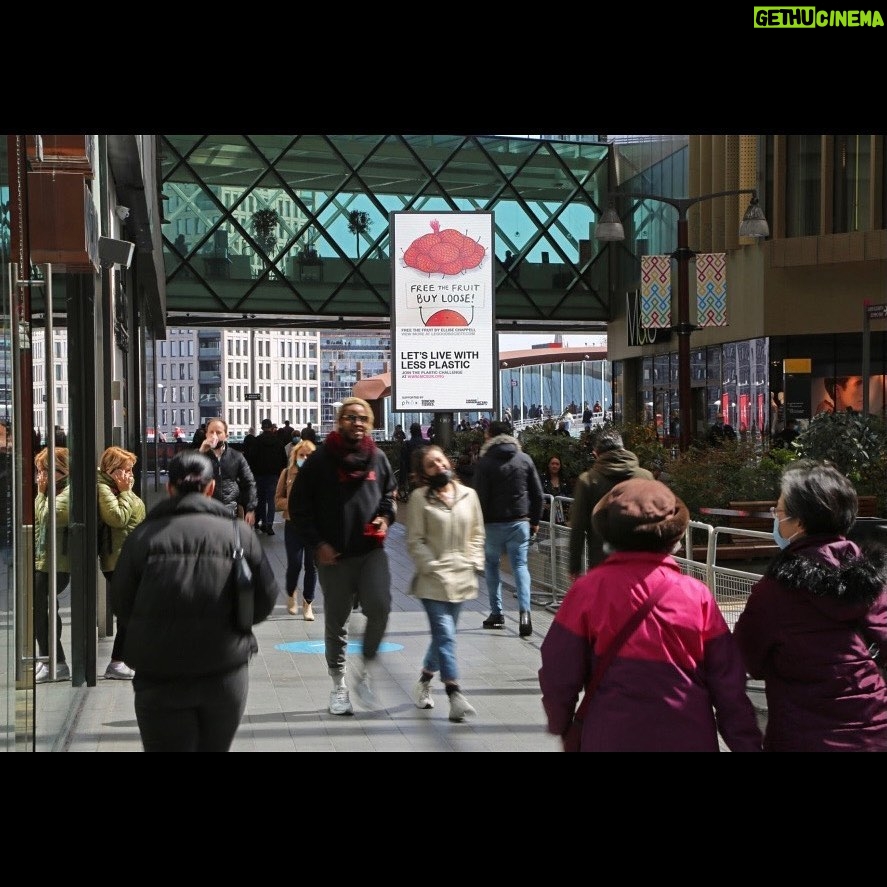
[
  {"left": 250, "top": 208, "right": 279, "bottom": 255},
  {"left": 346, "top": 209, "right": 371, "bottom": 257}
]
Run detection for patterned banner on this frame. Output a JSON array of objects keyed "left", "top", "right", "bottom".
[
  {"left": 696, "top": 253, "right": 727, "bottom": 327},
  {"left": 640, "top": 255, "right": 671, "bottom": 328}
]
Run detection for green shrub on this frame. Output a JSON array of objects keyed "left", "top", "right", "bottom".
[
  {"left": 663, "top": 438, "right": 782, "bottom": 521},
  {"left": 794, "top": 411, "right": 887, "bottom": 513}
]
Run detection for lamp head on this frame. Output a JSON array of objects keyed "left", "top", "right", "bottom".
[
  {"left": 594, "top": 206, "right": 625, "bottom": 242},
  {"left": 739, "top": 192, "right": 769, "bottom": 238}
]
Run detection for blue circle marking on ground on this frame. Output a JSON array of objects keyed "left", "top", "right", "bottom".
[{"left": 276, "top": 641, "right": 404, "bottom": 654}]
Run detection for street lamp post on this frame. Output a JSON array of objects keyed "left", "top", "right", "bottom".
[{"left": 595, "top": 189, "right": 769, "bottom": 451}]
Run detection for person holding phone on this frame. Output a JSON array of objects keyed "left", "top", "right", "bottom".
[{"left": 198, "top": 417, "right": 258, "bottom": 524}]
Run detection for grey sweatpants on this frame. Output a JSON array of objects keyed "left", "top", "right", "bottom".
[{"left": 317, "top": 547, "right": 391, "bottom": 677}]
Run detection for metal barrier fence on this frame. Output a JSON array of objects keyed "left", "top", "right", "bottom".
[{"left": 526, "top": 496, "right": 766, "bottom": 630}]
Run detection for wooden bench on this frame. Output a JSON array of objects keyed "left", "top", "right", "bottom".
[{"left": 691, "top": 496, "right": 880, "bottom": 562}]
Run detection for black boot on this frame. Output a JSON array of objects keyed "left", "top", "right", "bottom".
[
  {"left": 482, "top": 612, "right": 505, "bottom": 629},
  {"left": 519, "top": 610, "right": 532, "bottom": 638}
]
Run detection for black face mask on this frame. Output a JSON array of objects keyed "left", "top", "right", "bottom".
[{"left": 428, "top": 469, "right": 452, "bottom": 489}]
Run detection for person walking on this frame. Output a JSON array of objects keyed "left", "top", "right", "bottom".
[
  {"left": 733, "top": 460, "right": 887, "bottom": 751},
  {"left": 285, "top": 429, "right": 302, "bottom": 460},
  {"left": 399, "top": 421, "right": 425, "bottom": 501},
  {"left": 110, "top": 451, "right": 280, "bottom": 752},
  {"left": 248, "top": 418, "right": 288, "bottom": 535},
  {"left": 198, "top": 417, "right": 258, "bottom": 526},
  {"left": 405, "top": 444, "right": 484, "bottom": 722},
  {"left": 472, "top": 418, "right": 544, "bottom": 637},
  {"left": 275, "top": 438, "right": 318, "bottom": 619},
  {"left": 300, "top": 422, "right": 317, "bottom": 443},
  {"left": 34, "top": 446, "right": 71, "bottom": 682},
  {"left": 97, "top": 445, "right": 146, "bottom": 680},
  {"left": 290, "top": 397, "right": 397, "bottom": 716},
  {"left": 568, "top": 429, "right": 654, "bottom": 580},
  {"left": 276, "top": 419, "right": 294, "bottom": 446},
  {"left": 539, "top": 478, "right": 763, "bottom": 752}
]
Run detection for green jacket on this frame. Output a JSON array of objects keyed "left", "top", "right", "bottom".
[
  {"left": 35, "top": 483, "right": 71, "bottom": 574},
  {"left": 568, "top": 449, "right": 654, "bottom": 576},
  {"left": 97, "top": 469, "right": 147, "bottom": 573}
]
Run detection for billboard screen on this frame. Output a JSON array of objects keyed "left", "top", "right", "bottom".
[{"left": 389, "top": 211, "right": 495, "bottom": 413}]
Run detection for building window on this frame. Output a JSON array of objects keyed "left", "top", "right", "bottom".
[
  {"left": 786, "top": 135, "right": 821, "bottom": 237},
  {"left": 833, "top": 134, "right": 871, "bottom": 234}
]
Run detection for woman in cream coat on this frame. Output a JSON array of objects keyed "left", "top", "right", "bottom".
[{"left": 405, "top": 444, "right": 485, "bottom": 722}]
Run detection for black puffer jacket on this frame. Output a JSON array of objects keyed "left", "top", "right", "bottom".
[
  {"left": 110, "top": 492, "right": 280, "bottom": 681},
  {"left": 206, "top": 444, "right": 257, "bottom": 514},
  {"left": 473, "top": 433, "right": 543, "bottom": 526}
]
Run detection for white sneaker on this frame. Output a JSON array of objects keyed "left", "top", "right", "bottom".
[
  {"left": 413, "top": 680, "right": 435, "bottom": 709},
  {"left": 448, "top": 691, "right": 476, "bottom": 722},
  {"left": 328, "top": 687, "right": 353, "bottom": 716},
  {"left": 104, "top": 661, "right": 135, "bottom": 680},
  {"left": 352, "top": 663, "right": 380, "bottom": 709},
  {"left": 36, "top": 661, "right": 70, "bottom": 682}
]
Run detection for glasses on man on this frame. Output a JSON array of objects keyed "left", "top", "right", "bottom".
[
  {"left": 341, "top": 414, "right": 368, "bottom": 424},
  {"left": 769, "top": 506, "right": 787, "bottom": 518}
]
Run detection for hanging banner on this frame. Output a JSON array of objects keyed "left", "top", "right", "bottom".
[
  {"left": 697, "top": 253, "right": 728, "bottom": 327},
  {"left": 390, "top": 211, "right": 495, "bottom": 412},
  {"left": 640, "top": 255, "right": 671, "bottom": 328}
]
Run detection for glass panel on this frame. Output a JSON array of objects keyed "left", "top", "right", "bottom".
[
  {"left": 832, "top": 135, "right": 871, "bottom": 234},
  {"left": 786, "top": 135, "right": 821, "bottom": 237}
]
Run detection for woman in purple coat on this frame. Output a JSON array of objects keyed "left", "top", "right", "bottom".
[{"left": 734, "top": 460, "right": 887, "bottom": 751}]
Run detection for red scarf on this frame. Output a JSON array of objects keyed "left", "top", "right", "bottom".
[{"left": 323, "top": 431, "right": 377, "bottom": 483}]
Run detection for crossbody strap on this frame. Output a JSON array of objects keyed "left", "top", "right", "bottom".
[
  {"left": 574, "top": 587, "right": 667, "bottom": 721},
  {"left": 233, "top": 513, "right": 243, "bottom": 555}
]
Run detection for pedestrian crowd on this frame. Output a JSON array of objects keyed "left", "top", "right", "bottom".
[{"left": 43, "top": 409, "right": 885, "bottom": 752}]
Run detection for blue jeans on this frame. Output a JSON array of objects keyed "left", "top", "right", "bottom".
[
  {"left": 283, "top": 521, "right": 316, "bottom": 601},
  {"left": 484, "top": 520, "right": 531, "bottom": 613},
  {"left": 419, "top": 598, "right": 463, "bottom": 683}
]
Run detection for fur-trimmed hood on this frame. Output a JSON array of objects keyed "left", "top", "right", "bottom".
[
  {"left": 479, "top": 433, "right": 521, "bottom": 459},
  {"left": 765, "top": 536, "right": 887, "bottom": 609}
]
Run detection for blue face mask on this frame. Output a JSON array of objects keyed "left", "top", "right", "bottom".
[
  {"left": 296, "top": 458, "right": 305, "bottom": 468},
  {"left": 772, "top": 516, "right": 795, "bottom": 549}
]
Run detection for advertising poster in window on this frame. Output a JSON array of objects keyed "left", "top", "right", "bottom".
[
  {"left": 390, "top": 211, "right": 495, "bottom": 412},
  {"left": 812, "top": 376, "right": 886, "bottom": 415}
]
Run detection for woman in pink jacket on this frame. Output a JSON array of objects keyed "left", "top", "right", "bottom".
[{"left": 539, "top": 478, "right": 762, "bottom": 752}]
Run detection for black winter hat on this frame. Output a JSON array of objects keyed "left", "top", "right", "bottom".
[{"left": 592, "top": 478, "right": 689, "bottom": 552}]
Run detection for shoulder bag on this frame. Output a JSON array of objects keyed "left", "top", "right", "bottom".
[
  {"left": 232, "top": 515, "right": 255, "bottom": 633},
  {"left": 563, "top": 587, "right": 666, "bottom": 752}
]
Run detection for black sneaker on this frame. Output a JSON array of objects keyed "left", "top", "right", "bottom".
[
  {"left": 519, "top": 610, "right": 533, "bottom": 638},
  {"left": 482, "top": 612, "right": 505, "bottom": 629}
]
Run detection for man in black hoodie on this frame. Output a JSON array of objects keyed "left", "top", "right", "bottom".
[
  {"left": 472, "top": 419, "right": 544, "bottom": 638},
  {"left": 247, "top": 418, "right": 288, "bottom": 535}
]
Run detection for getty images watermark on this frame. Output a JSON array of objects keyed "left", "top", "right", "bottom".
[{"left": 754, "top": 7, "right": 885, "bottom": 26}]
